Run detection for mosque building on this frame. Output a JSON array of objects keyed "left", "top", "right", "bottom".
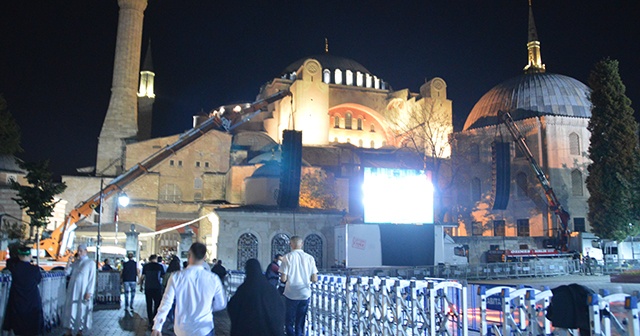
[{"left": 57, "top": 0, "right": 594, "bottom": 267}]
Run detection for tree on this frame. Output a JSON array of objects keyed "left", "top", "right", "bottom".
[
  {"left": 10, "top": 160, "right": 67, "bottom": 243},
  {"left": 386, "top": 94, "right": 454, "bottom": 222},
  {"left": 299, "top": 168, "right": 338, "bottom": 209},
  {"left": 0, "top": 94, "right": 22, "bottom": 155},
  {"left": 586, "top": 59, "right": 640, "bottom": 241}
]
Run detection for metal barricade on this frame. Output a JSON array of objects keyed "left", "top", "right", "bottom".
[
  {"left": 40, "top": 271, "right": 66, "bottom": 331},
  {"left": 95, "top": 271, "right": 121, "bottom": 309},
  {"left": 0, "top": 273, "right": 11, "bottom": 330}
]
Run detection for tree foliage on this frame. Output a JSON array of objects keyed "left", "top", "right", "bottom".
[
  {"left": 299, "top": 168, "right": 338, "bottom": 209},
  {"left": 10, "top": 160, "right": 67, "bottom": 236},
  {"left": 0, "top": 94, "right": 22, "bottom": 155},
  {"left": 586, "top": 58, "right": 640, "bottom": 241}
]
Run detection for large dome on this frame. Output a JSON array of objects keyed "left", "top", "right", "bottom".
[
  {"left": 282, "top": 54, "right": 371, "bottom": 75},
  {"left": 463, "top": 73, "right": 591, "bottom": 130}
]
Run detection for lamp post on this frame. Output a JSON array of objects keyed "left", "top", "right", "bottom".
[
  {"left": 97, "top": 178, "right": 104, "bottom": 266},
  {"left": 630, "top": 223, "right": 635, "bottom": 261}
]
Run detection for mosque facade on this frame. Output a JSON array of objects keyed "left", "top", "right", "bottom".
[{"left": 57, "top": 0, "right": 595, "bottom": 267}]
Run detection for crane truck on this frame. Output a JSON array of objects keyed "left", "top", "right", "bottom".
[{"left": 2, "top": 90, "right": 291, "bottom": 268}]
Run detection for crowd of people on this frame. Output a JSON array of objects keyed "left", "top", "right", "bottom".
[{"left": 1, "top": 235, "right": 318, "bottom": 336}]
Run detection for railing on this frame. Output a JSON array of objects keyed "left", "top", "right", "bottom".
[
  {"left": 326, "top": 259, "right": 584, "bottom": 281},
  {"left": 0, "top": 271, "right": 67, "bottom": 332},
  {"left": 225, "top": 268, "right": 640, "bottom": 336}
]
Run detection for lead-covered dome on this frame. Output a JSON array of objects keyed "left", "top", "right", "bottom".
[
  {"left": 463, "top": 73, "right": 591, "bottom": 130},
  {"left": 283, "top": 54, "right": 371, "bottom": 75}
]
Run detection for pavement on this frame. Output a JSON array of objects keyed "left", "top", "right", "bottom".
[{"left": 50, "top": 292, "right": 231, "bottom": 336}]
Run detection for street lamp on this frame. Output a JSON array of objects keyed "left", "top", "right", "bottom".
[
  {"left": 115, "top": 192, "right": 129, "bottom": 245},
  {"left": 630, "top": 223, "right": 635, "bottom": 261}
]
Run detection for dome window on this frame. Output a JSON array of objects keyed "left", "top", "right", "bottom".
[
  {"left": 374, "top": 76, "right": 380, "bottom": 89},
  {"left": 358, "top": 139, "right": 363, "bottom": 147},
  {"left": 356, "top": 71, "right": 363, "bottom": 87},
  {"left": 365, "top": 73, "right": 372, "bottom": 88},
  {"left": 334, "top": 115, "right": 340, "bottom": 128},
  {"left": 357, "top": 118, "right": 363, "bottom": 130},
  {"left": 370, "top": 140, "right": 375, "bottom": 148},
  {"left": 334, "top": 69, "right": 342, "bottom": 85},
  {"left": 370, "top": 124, "right": 375, "bottom": 132},
  {"left": 346, "top": 70, "right": 353, "bottom": 86},
  {"left": 323, "top": 69, "right": 331, "bottom": 84}
]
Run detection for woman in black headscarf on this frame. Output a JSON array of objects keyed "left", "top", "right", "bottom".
[{"left": 227, "top": 258, "right": 285, "bottom": 336}]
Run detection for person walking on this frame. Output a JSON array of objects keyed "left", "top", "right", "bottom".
[
  {"left": 151, "top": 243, "right": 226, "bottom": 336},
  {"left": 101, "top": 258, "right": 113, "bottom": 271},
  {"left": 62, "top": 244, "right": 96, "bottom": 336},
  {"left": 228, "top": 258, "right": 285, "bottom": 336},
  {"left": 162, "top": 255, "right": 181, "bottom": 325},
  {"left": 212, "top": 259, "right": 227, "bottom": 283},
  {"left": 2, "top": 244, "right": 44, "bottom": 336},
  {"left": 265, "top": 254, "right": 283, "bottom": 288},
  {"left": 140, "top": 254, "right": 165, "bottom": 328},
  {"left": 280, "top": 236, "right": 318, "bottom": 336},
  {"left": 121, "top": 252, "right": 139, "bottom": 311}
]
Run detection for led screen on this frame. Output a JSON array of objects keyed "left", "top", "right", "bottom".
[{"left": 362, "top": 167, "right": 434, "bottom": 224}]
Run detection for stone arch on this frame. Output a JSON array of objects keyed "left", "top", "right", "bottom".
[{"left": 328, "top": 103, "right": 393, "bottom": 145}]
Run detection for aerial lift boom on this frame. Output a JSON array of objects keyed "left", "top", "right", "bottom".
[
  {"left": 498, "top": 110, "right": 570, "bottom": 251},
  {"left": 39, "top": 90, "right": 291, "bottom": 260}
]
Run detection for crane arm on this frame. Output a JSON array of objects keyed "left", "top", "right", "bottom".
[
  {"left": 41, "top": 89, "right": 292, "bottom": 260},
  {"left": 498, "top": 110, "right": 570, "bottom": 251}
]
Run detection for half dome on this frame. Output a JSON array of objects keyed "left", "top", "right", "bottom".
[{"left": 464, "top": 73, "right": 591, "bottom": 130}]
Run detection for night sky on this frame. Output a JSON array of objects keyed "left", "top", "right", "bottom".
[{"left": 1, "top": 1, "right": 638, "bottom": 175}]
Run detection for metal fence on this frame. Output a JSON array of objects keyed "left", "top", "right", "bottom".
[{"left": 225, "top": 264, "right": 640, "bottom": 336}]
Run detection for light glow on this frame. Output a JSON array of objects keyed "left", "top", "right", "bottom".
[
  {"left": 118, "top": 193, "right": 130, "bottom": 207},
  {"left": 362, "top": 167, "right": 434, "bottom": 224}
]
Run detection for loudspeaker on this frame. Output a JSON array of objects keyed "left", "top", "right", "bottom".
[
  {"left": 493, "top": 142, "right": 511, "bottom": 210},
  {"left": 278, "top": 130, "right": 302, "bottom": 209}
]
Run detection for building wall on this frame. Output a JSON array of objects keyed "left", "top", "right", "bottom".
[
  {"left": 451, "top": 116, "right": 592, "bottom": 241},
  {"left": 216, "top": 210, "right": 342, "bottom": 270}
]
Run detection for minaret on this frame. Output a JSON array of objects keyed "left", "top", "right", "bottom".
[
  {"left": 137, "top": 40, "right": 155, "bottom": 140},
  {"left": 96, "top": 0, "right": 148, "bottom": 176},
  {"left": 523, "top": 0, "right": 546, "bottom": 74}
]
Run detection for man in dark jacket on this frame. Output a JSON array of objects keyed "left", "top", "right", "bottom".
[
  {"left": 212, "top": 259, "right": 227, "bottom": 283},
  {"left": 121, "top": 252, "right": 139, "bottom": 311},
  {"left": 2, "top": 244, "right": 44, "bottom": 336},
  {"left": 140, "top": 254, "right": 165, "bottom": 327},
  {"left": 265, "top": 254, "right": 283, "bottom": 288}
]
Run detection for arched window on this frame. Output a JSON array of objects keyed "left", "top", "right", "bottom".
[
  {"left": 237, "top": 233, "right": 259, "bottom": 270},
  {"left": 345, "top": 112, "right": 352, "bottom": 129},
  {"left": 571, "top": 169, "right": 583, "bottom": 196},
  {"left": 323, "top": 69, "right": 330, "bottom": 83},
  {"left": 471, "top": 178, "right": 481, "bottom": 202},
  {"left": 357, "top": 118, "right": 363, "bottom": 130},
  {"left": 345, "top": 70, "right": 353, "bottom": 86},
  {"left": 370, "top": 124, "right": 375, "bottom": 132},
  {"left": 304, "top": 234, "right": 323, "bottom": 268},
  {"left": 470, "top": 144, "right": 480, "bottom": 163},
  {"left": 334, "top": 116, "right": 340, "bottom": 128},
  {"left": 569, "top": 133, "right": 580, "bottom": 155},
  {"left": 334, "top": 69, "right": 342, "bottom": 85},
  {"left": 159, "top": 184, "right": 182, "bottom": 202},
  {"left": 194, "top": 192, "right": 202, "bottom": 202},
  {"left": 194, "top": 177, "right": 203, "bottom": 189},
  {"left": 358, "top": 139, "right": 363, "bottom": 147},
  {"left": 271, "top": 233, "right": 290, "bottom": 259},
  {"left": 370, "top": 140, "right": 375, "bottom": 148},
  {"left": 516, "top": 172, "right": 527, "bottom": 197}
]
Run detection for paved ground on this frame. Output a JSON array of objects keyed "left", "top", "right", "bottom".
[{"left": 50, "top": 292, "right": 231, "bottom": 336}]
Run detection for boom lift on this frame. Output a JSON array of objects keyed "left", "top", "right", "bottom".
[
  {"left": 498, "top": 110, "right": 571, "bottom": 251},
  {"left": 38, "top": 90, "right": 291, "bottom": 261}
]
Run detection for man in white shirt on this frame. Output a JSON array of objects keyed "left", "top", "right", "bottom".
[
  {"left": 151, "top": 242, "right": 226, "bottom": 336},
  {"left": 280, "top": 236, "right": 318, "bottom": 336}
]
